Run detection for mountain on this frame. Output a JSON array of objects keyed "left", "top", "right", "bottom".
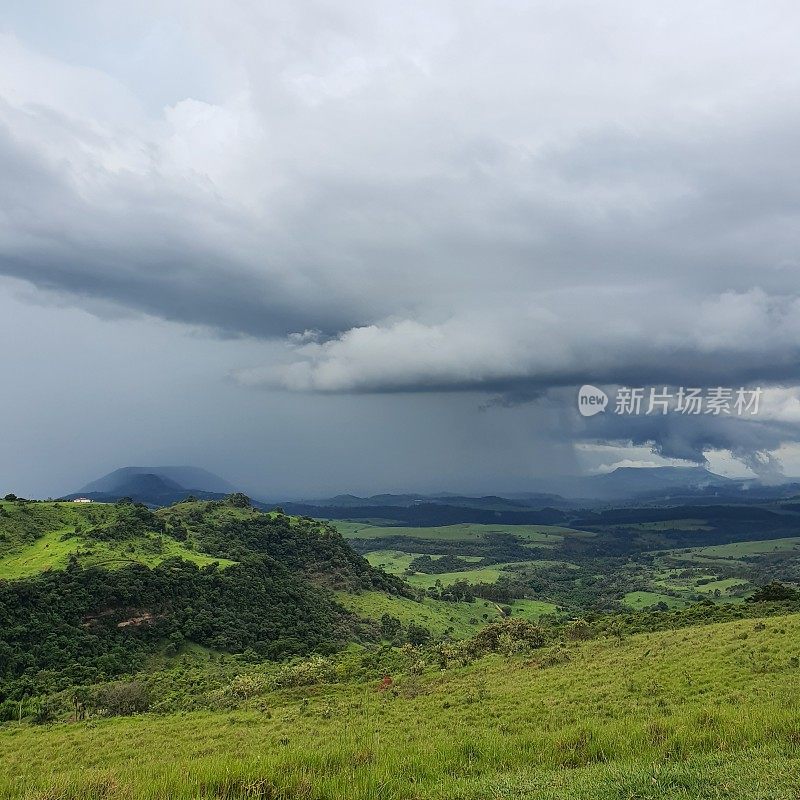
[
  {"left": 80, "top": 466, "right": 235, "bottom": 495},
  {"left": 281, "top": 500, "right": 567, "bottom": 526},
  {"left": 584, "top": 466, "right": 734, "bottom": 499},
  {"left": 64, "top": 466, "right": 239, "bottom": 506},
  {"left": 530, "top": 466, "right": 737, "bottom": 501},
  {"left": 305, "top": 493, "right": 537, "bottom": 510}
]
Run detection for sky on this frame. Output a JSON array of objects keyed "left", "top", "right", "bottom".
[{"left": 2, "top": 1, "right": 800, "bottom": 498}]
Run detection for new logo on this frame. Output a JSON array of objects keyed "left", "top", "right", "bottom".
[{"left": 578, "top": 385, "right": 608, "bottom": 416}]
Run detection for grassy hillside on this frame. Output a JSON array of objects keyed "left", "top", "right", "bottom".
[
  {"left": 0, "top": 500, "right": 234, "bottom": 579},
  {"left": 0, "top": 497, "right": 412, "bottom": 700},
  {"left": 3, "top": 611, "right": 800, "bottom": 799}
]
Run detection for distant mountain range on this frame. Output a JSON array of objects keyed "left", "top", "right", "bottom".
[
  {"left": 542, "top": 466, "right": 736, "bottom": 501},
  {"left": 61, "top": 464, "right": 800, "bottom": 519}
]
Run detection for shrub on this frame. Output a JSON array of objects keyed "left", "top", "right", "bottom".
[
  {"left": 274, "top": 656, "right": 337, "bottom": 688},
  {"left": 565, "top": 619, "right": 594, "bottom": 641},
  {"left": 229, "top": 674, "right": 266, "bottom": 700},
  {"left": 467, "top": 618, "right": 546, "bottom": 656},
  {"left": 91, "top": 681, "right": 150, "bottom": 716}
]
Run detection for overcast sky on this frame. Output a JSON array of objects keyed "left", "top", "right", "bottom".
[{"left": 2, "top": 1, "right": 800, "bottom": 497}]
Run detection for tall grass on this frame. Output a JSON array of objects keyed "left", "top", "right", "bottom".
[{"left": 3, "top": 614, "right": 800, "bottom": 799}]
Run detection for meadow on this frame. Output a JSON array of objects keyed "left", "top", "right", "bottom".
[
  {"left": 338, "top": 590, "right": 560, "bottom": 637},
  {"left": 0, "top": 500, "right": 235, "bottom": 580},
  {"left": 3, "top": 612, "right": 800, "bottom": 799}
]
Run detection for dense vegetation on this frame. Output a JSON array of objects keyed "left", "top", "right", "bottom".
[
  {"left": 0, "top": 497, "right": 407, "bottom": 707},
  {"left": 341, "top": 504, "right": 800, "bottom": 613}
]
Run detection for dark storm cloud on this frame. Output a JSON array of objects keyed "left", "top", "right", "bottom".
[
  {"left": 0, "top": 111, "right": 356, "bottom": 338},
  {"left": 3, "top": 2, "right": 800, "bottom": 478}
]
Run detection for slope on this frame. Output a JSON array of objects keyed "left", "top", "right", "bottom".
[{"left": 3, "top": 611, "right": 800, "bottom": 799}]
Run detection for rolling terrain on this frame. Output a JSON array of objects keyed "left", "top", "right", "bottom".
[{"left": 3, "top": 486, "right": 800, "bottom": 798}]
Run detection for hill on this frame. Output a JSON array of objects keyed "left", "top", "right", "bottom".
[
  {"left": 80, "top": 466, "right": 235, "bottom": 495},
  {"left": 282, "top": 501, "right": 568, "bottom": 526},
  {"left": 0, "top": 496, "right": 408, "bottom": 699},
  {"left": 3, "top": 608, "right": 800, "bottom": 798}
]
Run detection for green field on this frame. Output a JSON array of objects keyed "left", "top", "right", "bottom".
[
  {"left": 339, "top": 520, "right": 774, "bottom": 614},
  {"left": 0, "top": 527, "right": 80, "bottom": 578},
  {"left": 364, "top": 549, "right": 483, "bottom": 574},
  {"left": 337, "top": 591, "right": 502, "bottom": 636},
  {"left": 622, "top": 590, "right": 687, "bottom": 610},
  {"left": 362, "top": 549, "right": 499, "bottom": 588},
  {"left": 335, "top": 521, "right": 591, "bottom": 543},
  {"left": 404, "top": 565, "right": 509, "bottom": 588},
  {"left": 340, "top": 521, "right": 595, "bottom": 609},
  {"left": 673, "top": 537, "right": 800, "bottom": 560},
  {"left": 4, "top": 613, "right": 800, "bottom": 799},
  {"left": 339, "top": 590, "right": 559, "bottom": 636},
  {"left": 602, "top": 519, "right": 713, "bottom": 532},
  {"left": 0, "top": 510, "right": 235, "bottom": 579}
]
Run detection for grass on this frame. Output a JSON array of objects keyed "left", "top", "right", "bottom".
[
  {"left": 674, "top": 537, "right": 800, "bottom": 560},
  {"left": 693, "top": 577, "right": 751, "bottom": 596},
  {"left": 3, "top": 613, "right": 800, "bottom": 798},
  {"left": 508, "top": 598, "right": 561, "bottom": 619},
  {"left": 602, "top": 519, "right": 713, "bottom": 532},
  {"left": 337, "top": 591, "right": 504, "bottom": 636},
  {"left": 404, "top": 565, "right": 509, "bottom": 589},
  {"left": 622, "top": 590, "right": 687, "bottom": 610},
  {"left": 0, "top": 531, "right": 234, "bottom": 579},
  {"left": 338, "top": 591, "right": 560, "bottom": 637},
  {"left": 335, "top": 522, "right": 592, "bottom": 543},
  {"left": 0, "top": 527, "right": 78, "bottom": 578},
  {"left": 0, "top": 502, "right": 235, "bottom": 580},
  {"left": 364, "top": 550, "right": 482, "bottom": 574}
]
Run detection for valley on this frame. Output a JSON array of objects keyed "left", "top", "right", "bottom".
[{"left": 2, "top": 488, "right": 800, "bottom": 798}]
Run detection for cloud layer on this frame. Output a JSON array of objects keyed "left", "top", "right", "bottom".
[{"left": 3, "top": 1, "right": 800, "bottom": 475}]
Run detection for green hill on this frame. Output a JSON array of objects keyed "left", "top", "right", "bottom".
[
  {"left": 0, "top": 496, "right": 411, "bottom": 699},
  {"left": 3, "top": 611, "right": 800, "bottom": 799}
]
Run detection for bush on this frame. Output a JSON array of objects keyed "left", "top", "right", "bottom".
[
  {"left": 406, "top": 622, "right": 431, "bottom": 646},
  {"left": 228, "top": 674, "right": 267, "bottom": 700},
  {"left": 565, "top": 619, "right": 594, "bottom": 641},
  {"left": 467, "top": 618, "right": 546, "bottom": 656},
  {"left": 748, "top": 582, "right": 799, "bottom": 602},
  {"left": 91, "top": 681, "right": 150, "bottom": 716},
  {"left": 274, "top": 656, "right": 337, "bottom": 688}
]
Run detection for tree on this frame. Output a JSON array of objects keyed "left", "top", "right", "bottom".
[
  {"left": 406, "top": 622, "right": 431, "bottom": 646},
  {"left": 91, "top": 681, "right": 150, "bottom": 716},
  {"left": 380, "top": 614, "right": 401, "bottom": 640},
  {"left": 747, "top": 581, "right": 799, "bottom": 603}
]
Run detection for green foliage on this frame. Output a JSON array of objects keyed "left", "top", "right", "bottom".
[
  {"left": 224, "top": 492, "right": 251, "bottom": 508},
  {"left": 467, "top": 617, "right": 546, "bottom": 656},
  {"left": 91, "top": 681, "right": 150, "bottom": 717},
  {"left": 0, "top": 501, "right": 409, "bottom": 701},
  {"left": 747, "top": 581, "right": 799, "bottom": 602},
  {"left": 380, "top": 613, "right": 401, "bottom": 640},
  {"left": 5, "top": 612, "right": 800, "bottom": 798}
]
